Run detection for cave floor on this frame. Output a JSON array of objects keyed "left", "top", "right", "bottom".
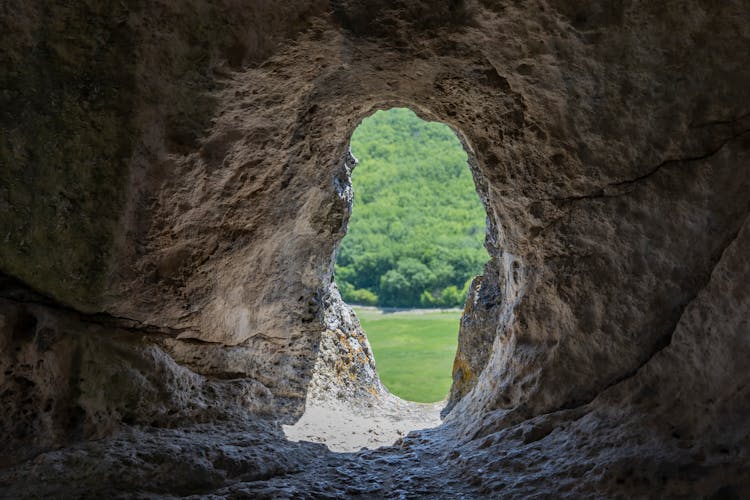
[
  {"left": 283, "top": 396, "right": 444, "bottom": 452},
  {"left": 0, "top": 420, "right": 475, "bottom": 499}
]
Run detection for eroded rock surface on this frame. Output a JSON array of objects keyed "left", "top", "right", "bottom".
[{"left": 1, "top": 0, "right": 749, "bottom": 497}]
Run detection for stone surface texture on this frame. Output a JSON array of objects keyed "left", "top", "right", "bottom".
[{"left": 1, "top": 0, "right": 749, "bottom": 497}]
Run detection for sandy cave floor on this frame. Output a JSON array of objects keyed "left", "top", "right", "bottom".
[{"left": 283, "top": 397, "right": 444, "bottom": 452}]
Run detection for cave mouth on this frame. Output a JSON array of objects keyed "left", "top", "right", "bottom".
[
  {"left": 284, "top": 107, "right": 489, "bottom": 451},
  {"left": 336, "top": 107, "right": 488, "bottom": 404}
]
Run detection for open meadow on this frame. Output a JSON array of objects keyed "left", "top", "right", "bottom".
[{"left": 354, "top": 307, "right": 461, "bottom": 403}]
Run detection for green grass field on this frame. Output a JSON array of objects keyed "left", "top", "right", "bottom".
[{"left": 354, "top": 307, "right": 460, "bottom": 403}]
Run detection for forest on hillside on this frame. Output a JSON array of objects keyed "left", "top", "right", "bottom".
[{"left": 335, "top": 108, "right": 488, "bottom": 308}]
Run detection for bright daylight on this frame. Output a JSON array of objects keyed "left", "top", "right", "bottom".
[{"left": 336, "top": 107, "right": 488, "bottom": 403}]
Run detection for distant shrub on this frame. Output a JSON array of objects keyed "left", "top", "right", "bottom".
[{"left": 340, "top": 281, "right": 379, "bottom": 306}]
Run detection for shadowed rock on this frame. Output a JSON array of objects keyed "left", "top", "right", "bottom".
[{"left": 1, "top": 0, "right": 749, "bottom": 497}]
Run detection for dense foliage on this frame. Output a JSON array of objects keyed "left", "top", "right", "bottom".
[{"left": 335, "top": 108, "right": 487, "bottom": 308}]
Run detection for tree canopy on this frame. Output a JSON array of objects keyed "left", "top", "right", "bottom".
[{"left": 335, "top": 108, "right": 488, "bottom": 308}]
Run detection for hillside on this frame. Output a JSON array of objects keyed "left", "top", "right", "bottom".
[{"left": 335, "top": 108, "right": 488, "bottom": 308}]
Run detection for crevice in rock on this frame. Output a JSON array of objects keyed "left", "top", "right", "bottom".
[
  {"left": 689, "top": 110, "right": 750, "bottom": 129},
  {"left": 531, "top": 128, "right": 750, "bottom": 246},
  {"left": 0, "top": 270, "right": 192, "bottom": 338},
  {"left": 609, "top": 128, "right": 750, "bottom": 189},
  {"left": 544, "top": 128, "right": 750, "bottom": 204}
]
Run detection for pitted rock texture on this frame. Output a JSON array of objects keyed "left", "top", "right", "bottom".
[{"left": 1, "top": 0, "right": 750, "bottom": 497}]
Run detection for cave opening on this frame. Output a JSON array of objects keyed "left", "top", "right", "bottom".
[
  {"left": 284, "top": 107, "right": 489, "bottom": 451},
  {"left": 336, "top": 107, "right": 488, "bottom": 404}
]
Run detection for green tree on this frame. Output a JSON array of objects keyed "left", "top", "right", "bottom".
[
  {"left": 378, "top": 270, "right": 409, "bottom": 306},
  {"left": 334, "top": 108, "right": 488, "bottom": 308}
]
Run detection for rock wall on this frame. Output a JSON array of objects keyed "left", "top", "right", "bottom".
[{"left": 1, "top": 0, "right": 749, "bottom": 497}]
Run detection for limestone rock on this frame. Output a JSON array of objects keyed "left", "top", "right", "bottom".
[{"left": 1, "top": 0, "right": 749, "bottom": 497}]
